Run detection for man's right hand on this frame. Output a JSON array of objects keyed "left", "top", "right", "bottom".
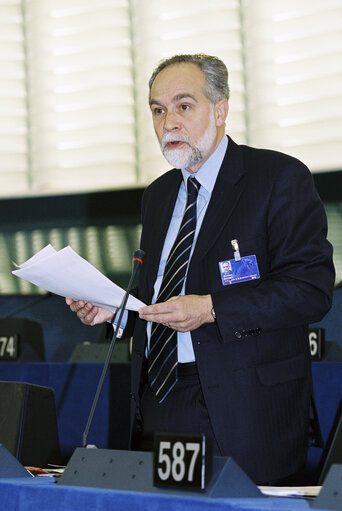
[{"left": 65, "top": 298, "right": 113, "bottom": 326}]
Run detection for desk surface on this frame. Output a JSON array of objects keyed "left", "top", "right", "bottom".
[{"left": 0, "top": 476, "right": 316, "bottom": 511}]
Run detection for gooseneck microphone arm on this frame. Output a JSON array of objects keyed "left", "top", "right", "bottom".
[{"left": 82, "top": 249, "right": 145, "bottom": 448}]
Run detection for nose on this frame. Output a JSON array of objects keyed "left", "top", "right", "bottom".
[{"left": 163, "top": 110, "right": 181, "bottom": 131}]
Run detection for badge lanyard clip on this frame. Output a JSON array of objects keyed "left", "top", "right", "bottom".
[{"left": 231, "top": 239, "right": 241, "bottom": 262}]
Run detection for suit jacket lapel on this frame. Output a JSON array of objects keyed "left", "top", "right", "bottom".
[
  {"left": 190, "top": 138, "right": 246, "bottom": 267},
  {"left": 144, "top": 170, "right": 183, "bottom": 298},
  {"left": 142, "top": 139, "right": 245, "bottom": 300}
]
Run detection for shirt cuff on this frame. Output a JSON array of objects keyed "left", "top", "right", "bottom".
[{"left": 107, "top": 309, "right": 128, "bottom": 338}]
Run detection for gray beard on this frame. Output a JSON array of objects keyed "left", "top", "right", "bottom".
[
  {"left": 162, "top": 142, "right": 203, "bottom": 169},
  {"left": 160, "top": 109, "right": 217, "bottom": 170}
]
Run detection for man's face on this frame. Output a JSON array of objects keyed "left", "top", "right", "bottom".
[{"left": 149, "top": 63, "right": 227, "bottom": 173}]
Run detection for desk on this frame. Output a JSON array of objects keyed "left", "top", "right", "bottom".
[
  {"left": 0, "top": 477, "right": 315, "bottom": 511},
  {"left": 0, "top": 362, "right": 341, "bottom": 471}
]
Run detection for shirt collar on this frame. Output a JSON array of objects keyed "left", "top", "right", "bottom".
[{"left": 181, "top": 135, "right": 228, "bottom": 194}]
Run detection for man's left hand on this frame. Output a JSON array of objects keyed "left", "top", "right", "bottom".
[{"left": 138, "top": 294, "right": 214, "bottom": 332}]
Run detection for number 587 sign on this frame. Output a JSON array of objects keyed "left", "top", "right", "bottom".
[{"left": 153, "top": 433, "right": 210, "bottom": 490}]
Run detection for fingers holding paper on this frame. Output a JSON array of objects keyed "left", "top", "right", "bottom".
[
  {"left": 138, "top": 294, "right": 214, "bottom": 333},
  {"left": 65, "top": 298, "right": 113, "bottom": 326}
]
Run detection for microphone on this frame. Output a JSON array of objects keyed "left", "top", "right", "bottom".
[
  {"left": 132, "top": 249, "right": 145, "bottom": 273},
  {"left": 82, "top": 249, "right": 145, "bottom": 448}
]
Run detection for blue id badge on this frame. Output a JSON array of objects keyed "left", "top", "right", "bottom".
[{"left": 219, "top": 255, "right": 260, "bottom": 286}]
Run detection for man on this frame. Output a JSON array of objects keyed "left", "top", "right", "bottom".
[{"left": 67, "top": 54, "right": 335, "bottom": 484}]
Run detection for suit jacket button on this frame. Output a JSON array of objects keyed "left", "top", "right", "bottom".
[{"left": 234, "top": 331, "right": 242, "bottom": 339}]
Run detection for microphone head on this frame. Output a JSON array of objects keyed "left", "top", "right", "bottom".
[
  {"left": 132, "top": 249, "right": 145, "bottom": 273},
  {"left": 133, "top": 249, "right": 145, "bottom": 262}
]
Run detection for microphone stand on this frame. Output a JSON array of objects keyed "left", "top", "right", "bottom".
[{"left": 82, "top": 249, "right": 145, "bottom": 448}]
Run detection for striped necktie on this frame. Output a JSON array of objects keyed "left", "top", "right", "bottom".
[{"left": 147, "top": 177, "right": 200, "bottom": 403}]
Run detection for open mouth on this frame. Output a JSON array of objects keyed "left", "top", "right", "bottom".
[{"left": 167, "top": 141, "right": 185, "bottom": 149}]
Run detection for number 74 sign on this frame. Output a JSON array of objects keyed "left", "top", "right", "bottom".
[
  {"left": 153, "top": 433, "right": 210, "bottom": 490},
  {"left": 0, "top": 335, "right": 18, "bottom": 360}
]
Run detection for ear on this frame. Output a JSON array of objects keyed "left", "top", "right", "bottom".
[{"left": 214, "top": 99, "right": 229, "bottom": 127}]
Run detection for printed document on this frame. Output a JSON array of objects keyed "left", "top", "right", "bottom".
[{"left": 12, "top": 244, "right": 145, "bottom": 312}]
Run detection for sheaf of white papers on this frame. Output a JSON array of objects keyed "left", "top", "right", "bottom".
[{"left": 12, "top": 244, "right": 145, "bottom": 312}]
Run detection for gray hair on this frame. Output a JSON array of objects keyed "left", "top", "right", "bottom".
[{"left": 148, "top": 53, "right": 230, "bottom": 104}]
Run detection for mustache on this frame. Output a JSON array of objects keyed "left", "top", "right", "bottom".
[{"left": 161, "top": 132, "right": 191, "bottom": 151}]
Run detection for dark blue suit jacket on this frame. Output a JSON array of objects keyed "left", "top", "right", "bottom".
[{"left": 125, "top": 136, "right": 335, "bottom": 483}]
